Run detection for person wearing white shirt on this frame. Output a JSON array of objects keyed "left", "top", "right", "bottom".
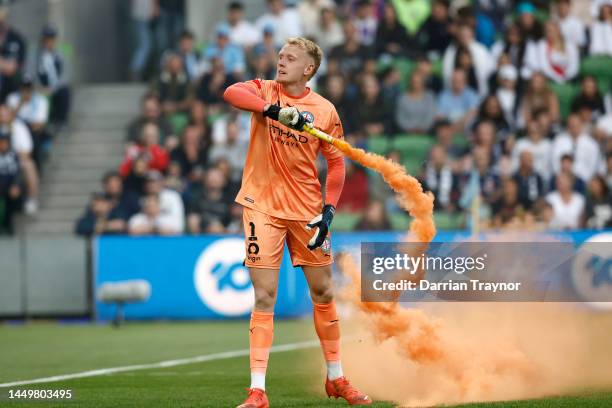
[
  {"left": 256, "top": 0, "right": 302, "bottom": 48},
  {"left": 589, "top": 2, "right": 612, "bottom": 56},
  {"left": 546, "top": 173, "right": 585, "bottom": 229},
  {"left": 523, "top": 21, "right": 579, "bottom": 83},
  {"left": 7, "top": 77, "right": 49, "bottom": 129},
  {"left": 143, "top": 171, "right": 185, "bottom": 233},
  {"left": 496, "top": 64, "right": 518, "bottom": 127},
  {"left": 311, "top": 5, "right": 344, "bottom": 54},
  {"left": 552, "top": 114, "right": 602, "bottom": 183},
  {"left": 512, "top": 121, "right": 553, "bottom": 183},
  {"left": 128, "top": 194, "right": 181, "bottom": 235},
  {"left": 227, "top": 1, "right": 261, "bottom": 49},
  {"left": 553, "top": 0, "right": 586, "bottom": 49},
  {"left": 298, "top": 0, "right": 336, "bottom": 38},
  {"left": 443, "top": 24, "right": 495, "bottom": 98}
]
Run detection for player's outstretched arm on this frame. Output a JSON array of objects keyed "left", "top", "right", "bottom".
[{"left": 306, "top": 154, "right": 345, "bottom": 250}]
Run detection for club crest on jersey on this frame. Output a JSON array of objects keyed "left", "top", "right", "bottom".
[
  {"left": 301, "top": 111, "right": 314, "bottom": 123},
  {"left": 321, "top": 237, "right": 331, "bottom": 255}
]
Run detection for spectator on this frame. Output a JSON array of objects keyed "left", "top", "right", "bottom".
[
  {"left": 256, "top": 0, "right": 302, "bottom": 48},
  {"left": 492, "top": 178, "right": 525, "bottom": 228},
  {"left": 175, "top": 30, "right": 203, "bottom": 82},
  {"left": 102, "top": 171, "right": 140, "bottom": 219},
  {"left": 460, "top": 145, "right": 501, "bottom": 206},
  {"left": 491, "top": 24, "right": 527, "bottom": 72},
  {"left": 7, "top": 76, "right": 50, "bottom": 167},
  {"left": 143, "top": 170, "right": 184, "bottom": 233},
  {"left": 395, "top": 70, "right": 436, "bottom": 134},
  {"left": 226, "top": 1, "right": 260, "bottom": 49},
  {"left": 374, "top": 2, "right": 410, "bottom": 58},
  {"left": 129, "top": 0, "right": 156, "bottom": 81},
  {"left": 355, "top": 74, "right": 392, "bottom": 136},
  {"left": 213, "top": 157, "right": 240, "bottom": 199},
  {"left": 516, "top": 2, "right": 544, "bottom": 43},
  {"left": 204, "top": 25, "right": 246, "bottom": 77},
  {"left": 442, "top": 24, "right": 495, "bottom": 97},
  {"left": 415, "top": 55, "right": 442, "bottom": 93},
  {"left": 337, "top": 159, "right": 369, "bottom": 212},
  {"left": 187, "top": 167, "right": 231, "bottom": 233},
  {"left": 156, "top": 0, "right": 186, "bottom": 52},
  {"left": 571, "top": 75, "right": 606, "bottom": 122},
  {"left": 169, "top": 125, "right": 208, "bottom": 183},
  {"left": 584, "top": 175, "right": 612, "bottom": 229},
  {"left": 152, "top": 52, "right": 193, "bottom": 115},
  {"left": 123, "top": 155, "right": 150, "bottom": 195},
  {"left": 392, "top": 0, "right": 431, "bottom": 36},
  {"left": 546, "top": 172, "right": 585, "bottom": 229},
  {"left": 119, "top": 123, "right": 170, "bottom": 177},
  {"left": 310, "top": 5, "right": 344, "bottom": 55},
  {"left": 75, "top": 192, "right": 127, "bottom": 237},
  {"left": 0, "top": 6, "right": 26, "bottom": 102},
  {"left": 416, "top": 0, "right": 452, "bottom": 58},
  {"left": 353, "top": 0, "right": 378, "bottom": 47},
  {"left": 524, "top": 21, "right": 579, "bottom": 83},
  {"left": 225, "top": 203, "right": 244, "bottom": 234},
  {"left": 512, "top": 120, "right": 553, "bottom": 182},
  {"left": 355, "top": 199, "right": 392, "bottom": 230},
  {"left": 196, "top": 57, "right": 237, "bottom": 111},
  {"left": 208, "top": 121, "right": 247, "bottom": 183},
  {"left": 37, "top": 26, "right": 70, "bottom": 129},
  {"left": 298, "top": 0, "right": 334, "bottom": 38},
  {"left": 553, "top": 0, "right": 587, "bottom": 49},
  {"left": 0, "top": 129, "right": 21, "bottom": 234},
  {"left": 251, "top": 25, "right": 278, "bottom": 74},
  {"left": 187, "top": 101, "right": 210, "bottom": 144},
  {"left": 128, "top": 193, "right": 181, "bottom": 235},
  {"left": 495, "top": 64, "right": 519, "bottom": 127},
  {"left": 328, "top": 21, "right": 372, "bottom": 81},
  {"left": 455, "top": 5, "right": 496, "bottom": 50},
  {"left": 0, "top": 105, "right": 37, "bottom": 214},
  {"left": 477, "top": 95, "right": 512, "bottom": 137},
  {"left": 472, "top": 120, "right": 503, "bottom": 163},
  {"left": 126, "top": 93, "right": 176, "bottom": 147},
  {"left": 321, "top": 74, "right": 355, "bottom": 135},
  {"left": 552, "top": 113, "right": 601, "bottom": 183},
  {"left": 521, "top": 72, "right": 561, "bottom": 126},
  {"left": 249, "top": 51, "right": 276, "bottom": 80},
  {"left": 423, "top": 144, "right": 458, "bottom": 211},
  {"left": 589, "top": 2, "right": 612, "bottom": 56},
  {"left": 433, "top": 119, "right": 466, "bottom": 159},
  {"left": 552, "top": 153, "right": 586, "bottom": 193},
  {"left": 436, "top": 69, "right": 479, "bottom": 133},
  {"left": 211, "top": 108, "right": 251, "bottom": 145},
  {"left": 513, "top": 150, "right": 545, "bottom": 210}
]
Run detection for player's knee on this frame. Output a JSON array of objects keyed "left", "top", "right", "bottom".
[
  {"left": 254, "top": 286, "right": 277, "bottom": 310},
  {"left": 309, "top": 285, "right": 334, "bottom": 304}
]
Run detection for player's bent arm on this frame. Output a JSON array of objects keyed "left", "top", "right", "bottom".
[{"left": 223, "top": 82, "right": 267, "bottom": 114}]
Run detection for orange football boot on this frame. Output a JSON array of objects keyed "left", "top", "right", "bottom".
[
  {"left": 236, "top": 388, "right": 269, "bottom": 408},
  {"left": 325, "top": 376, "right": 372, "bottom": 405}
]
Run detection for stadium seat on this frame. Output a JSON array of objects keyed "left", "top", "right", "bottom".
[
  {"left": 549, "top": 83, "right": 579, "bottom": 120},
  {"left": 434, "top": 211, "right": 466, "bottom": 230},
  {"left": 453, "top": 133, "right": 470, "bottom": 149},
  {"left": 333, "top": 212, "right": 361, "bottom": 231},
  {"left": 392, "top": 134, "right": 434, "bottom": 175},
  {"left": 389, "top": 212, "right": 411, "bottom": 230},
  {"left": 580, "top": 56, "right": 612, "bottom": 81},
  {"left": 367, "top": 136, "right": 390, "bottom": 155}
]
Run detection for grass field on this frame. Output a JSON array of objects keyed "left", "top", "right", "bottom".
[{"left": 0, "top": 321, "right": 610, "bottom": 407}]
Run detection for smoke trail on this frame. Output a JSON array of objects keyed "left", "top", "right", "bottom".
[{"left": 329, "top": 142, "right": 610, "bottom": 406}]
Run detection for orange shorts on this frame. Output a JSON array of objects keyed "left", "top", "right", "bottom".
[{"left": 242, "top": 206, "right": 333, "bottom": 269}]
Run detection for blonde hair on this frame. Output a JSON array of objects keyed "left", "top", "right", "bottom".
[{"left": 285, "top": 37, "right": 323, "bottom": 79}]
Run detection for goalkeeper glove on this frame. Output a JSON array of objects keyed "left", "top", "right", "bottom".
[
  {"left": 263, "top": 104, "right": 307, "bottom": 131},
  {"left": 306, "top": 204, "right": 335, "bottom": 250}
]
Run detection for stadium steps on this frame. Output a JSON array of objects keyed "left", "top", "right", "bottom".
[{"left": 26, "top": 83, "right": 146, "bottom": 234}]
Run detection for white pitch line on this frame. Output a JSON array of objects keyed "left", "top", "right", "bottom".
[{"left": 0, "top": 340, "right": 320, "bottom": 388}]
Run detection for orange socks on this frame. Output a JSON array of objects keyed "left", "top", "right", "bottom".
[
  {"left": 313, "top": 301, "right": 341, "bottom": 362},
  {"left": 249, "top": 310, "right": 274, "bottom": 376}
]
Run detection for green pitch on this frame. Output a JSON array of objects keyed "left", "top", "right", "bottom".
[{"left": 0, "top": 321, "right": 610, "bottom": 407}]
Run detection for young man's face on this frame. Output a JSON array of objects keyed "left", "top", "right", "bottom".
[{"left": 276, "top": 44, "right": 314, "bottom": 84}]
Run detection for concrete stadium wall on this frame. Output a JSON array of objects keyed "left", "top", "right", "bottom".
[{"left": 0, "top": 235, "right": 89, "bottom": 317}]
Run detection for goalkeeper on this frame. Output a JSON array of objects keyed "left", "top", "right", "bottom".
[{"left": 224, "top": 37, "right": 371, "bottom": 407}]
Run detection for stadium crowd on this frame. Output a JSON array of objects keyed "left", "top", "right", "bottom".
[
  {"left": 0, "top": 4, "right": 70, "bottom": 235},
  {"left": 76, "top": 0, "right": 612, "bottom": 237}
]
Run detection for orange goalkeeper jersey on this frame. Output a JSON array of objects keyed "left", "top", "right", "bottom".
[{"left": 235, "top": 79, "right": 344, "bottom": 221}]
